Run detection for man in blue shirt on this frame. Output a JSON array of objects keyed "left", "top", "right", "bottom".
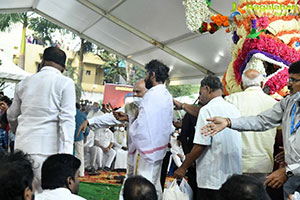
[{"left": 74, "top": 103, "right": 89, "bottom": 177}]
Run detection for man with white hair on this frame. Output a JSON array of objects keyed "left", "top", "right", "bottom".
[{"left": 224, "top": 68, "right": 277, "bottom": 182}]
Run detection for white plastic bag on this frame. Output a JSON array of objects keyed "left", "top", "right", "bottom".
[
  {"left": 163, "top": 179, "right": 189, "bottom": 200},
  {"left": 290, "top": 191, "right": 300, "bottom": 200},
  {"left": 179, "top": 178, "right": 193, "bottom": 200}
]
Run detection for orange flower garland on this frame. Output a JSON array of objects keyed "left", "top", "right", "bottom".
[{"left": 211, "top": 14, "right": 229, "bottom": 27}]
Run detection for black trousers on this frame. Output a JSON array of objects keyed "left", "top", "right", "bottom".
[
  {"left": 197, "top": 188, "right": 219, "bottom": 200},
  {"left": 187, "top": 165, "right": 197, "bottom": 200},
  {"left": 160, "top": 151, "right": 171, "bottom": 191}
]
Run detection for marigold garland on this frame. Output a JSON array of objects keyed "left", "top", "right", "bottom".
[
  {"left": 288, "top": 37, "right": 300, "bottom": 46},
  {"left": 211, "top": 14, "right": 229, "bottom": 27}
]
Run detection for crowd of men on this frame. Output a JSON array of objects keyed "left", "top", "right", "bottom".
[{"left": 0, "top": 46, "right": 300, "bottom": 200}]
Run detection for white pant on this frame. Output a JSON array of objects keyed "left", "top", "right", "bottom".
[
  {"left": 118, "top": 153, "right": 137, "bottom": 200},
  {"left": 114, "top": 148, "right": 128, "bottom": 169},
  {"left": 74, "top": 140, "right": 85, "bottom": 177},
  {"left": 102, "top": 148, "right": 116, "bottom": 168},
  {"left": 134, "top": 152, "right": 163, "bottom": 200},
  {"left": 84, "top": 146, "right": 102, "bottom": 169},
  {"left": 30, "top": 154, "right": 49, "bottom": 193},
  {"left": 93, "top": 146, "right": 116, "bottom": 168}
]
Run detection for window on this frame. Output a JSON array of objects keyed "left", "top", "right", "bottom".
[{"left": 86, "top": 70, "right": 91, "bottom": 76}]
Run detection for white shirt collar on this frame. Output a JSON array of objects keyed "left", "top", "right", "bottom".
[
  {"left": 40, "top": 66, "right": 61, "bottom": 74},
  {"left": 207, "top": 96, "right": 223, "bottom": 105},
  {"left": 148, "top": 84, "right": 165, "bottom": 91}
]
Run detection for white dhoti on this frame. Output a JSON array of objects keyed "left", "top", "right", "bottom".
[
  {"left": 114, "top": 148, "right": 128, "bottom": 169},
  {"left": 84, "top": 146, "right": 91, "bottom": 169},
  {"left": 30, "top": 154, "right": 49, "bottom": 193},
  {"left": 74, "top": 140, "right": 85, "bottom": 177},
  {"left": 134, "top": 152, "right": 163, "bottom": 200},
  {"left": 102, "top": 148, "right": 116, "bottom": 168},
  {"left": 90, "top": 146, "right": 103, "bottom": 169}
]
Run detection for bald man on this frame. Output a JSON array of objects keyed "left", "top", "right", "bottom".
[
  {"left": 78, "top": 80, "right": 147, "bottom": 175},
  {"left": 224, "top": 69, "right": 277, "bottom": 182}
]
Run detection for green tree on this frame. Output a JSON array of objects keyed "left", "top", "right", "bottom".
[
  {"left": 0, "top": 12, "right": 65, "bottom": 69},
  {"left": 63, "top": 61, "right": 82, "bottom": 101},
  {"left": 77, "top": 39, "right": 94, "bottom": 86},
  {"left": 168, "top": 84, "right": 199, "bottom": 98},
  {"left": 96, "top": 49, "right": 126, "bottom": 84},
  {"left": 28, "top": 17, "right": 67, "bottom": 46},
  {"left": 129, "top": 65, "right": 146, "bottom": 85},
  {"left": 125, "top": 61, "right": 146, "bottom": 85},
  {"left": 0, "top": 13, "right": 29, "bottom": 69}
]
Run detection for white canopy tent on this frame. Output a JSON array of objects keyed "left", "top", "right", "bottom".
[
  {"left": 0, "top": 0, "right": 235, "bottom": 85},
  {"left": 0, "top": 51, "right": 32, "bottom": 82}
]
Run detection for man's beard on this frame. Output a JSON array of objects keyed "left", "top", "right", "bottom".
[{"left": 145, "top": 78, "right": 153, "bottom": 89}]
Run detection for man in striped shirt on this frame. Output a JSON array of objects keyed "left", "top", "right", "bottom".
[{"left": 174, "top": 75, "right": 242, "bottom": 200}]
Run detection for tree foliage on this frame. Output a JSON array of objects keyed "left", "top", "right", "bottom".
[
  {"left": 28, "top": 17, "right": 67, "bottom": 46},
  {"left": 63, "top": 62, "right": 82, "bottom": 101},
  {"left": 0, "top": 12, "right": 66, "bottom": 46},
  {"left": 129, "top": 65, "right": 146, "bottom": 85},
  {"left": 96, "top": 49, "right": 125, "bottom": 83},
  {"left": 0, "top": 13, "right": 28, "bottom": 32},
  {"left": 168, "top": 84, "right": 199, "bottom": 98}
]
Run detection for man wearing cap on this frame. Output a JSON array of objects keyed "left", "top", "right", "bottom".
[{"left": 7, "top": 47, "right": 76, "bottom": 192}]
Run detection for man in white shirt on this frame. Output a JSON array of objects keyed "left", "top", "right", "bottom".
[
  {"left": 113, "top": 126, "right": 128, "bottom": 170},
  {"left": 84, "top": 102, "right": 105, "bottom": 171},
  {"left": 225, "top": 68, "right": 277, "bottom": 182},
  {"left": 201, "top": 61, "right": 300, "bottom": 199},
  {"left": 35, "top": 154, "right": 86, "bottom": 200},
  {"left": 94, "top": 128, "right": 116, "bottom": 170},
  {"left": 174, "top": 75, "right": 242, "bottom": 200},
  {"left": 114, "top": 60, "right": 174, "bottom": 199},
  {"left": 7, "top": 47, "right": 76, "bottom": 192},
  {"left": 78, "top": 80, "right": 147, "bottom": 175}
]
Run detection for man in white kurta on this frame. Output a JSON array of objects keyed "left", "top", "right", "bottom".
[
  {"left": 115, "top": 60, "right": 174, "bottom": 200},
  {"left": 7, "top": 47, "right": 76, "bottom": 192},
  {"left": 84, "top": 103, "right": 104, "bottom": 170},
  {"left": 78, "top": 80, "right": 147, "bottom": 175},
  {"left": 174, "top": 75, "right": 242, "bottom": 200},
  {"left": 225, "top": 69, "right": 277, "bottom": 182},
  {"left": 94, "top": 128, "right": 116, "bottom": 169},
  {"left": 113, "top": 126, "right": 128, "bottom": 169}
]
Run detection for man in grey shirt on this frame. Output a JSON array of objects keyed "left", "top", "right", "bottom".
[{"left": 201, "top": 60, "right": 300, "bottom": 199}]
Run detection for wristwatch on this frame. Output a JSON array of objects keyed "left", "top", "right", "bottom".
[{"left": 286, "top": 168, "right": 294, "bottom": 178}]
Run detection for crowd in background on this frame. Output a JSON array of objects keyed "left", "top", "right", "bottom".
[{"left": 1, "top": 46, "right": 300, "bottom": 200}]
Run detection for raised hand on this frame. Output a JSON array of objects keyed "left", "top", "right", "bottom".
[
  {"left": 113, "top": 111, "right": 129, "bottom": 122},
  {"left": 201, "top": 117, "right": 229, "bottom": 136},
  {"left": 173, "top": 99, "right": 183, "bottom": 110},
  {"left": 0, "top": 101, "right": 8, "bottom": 112}
]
